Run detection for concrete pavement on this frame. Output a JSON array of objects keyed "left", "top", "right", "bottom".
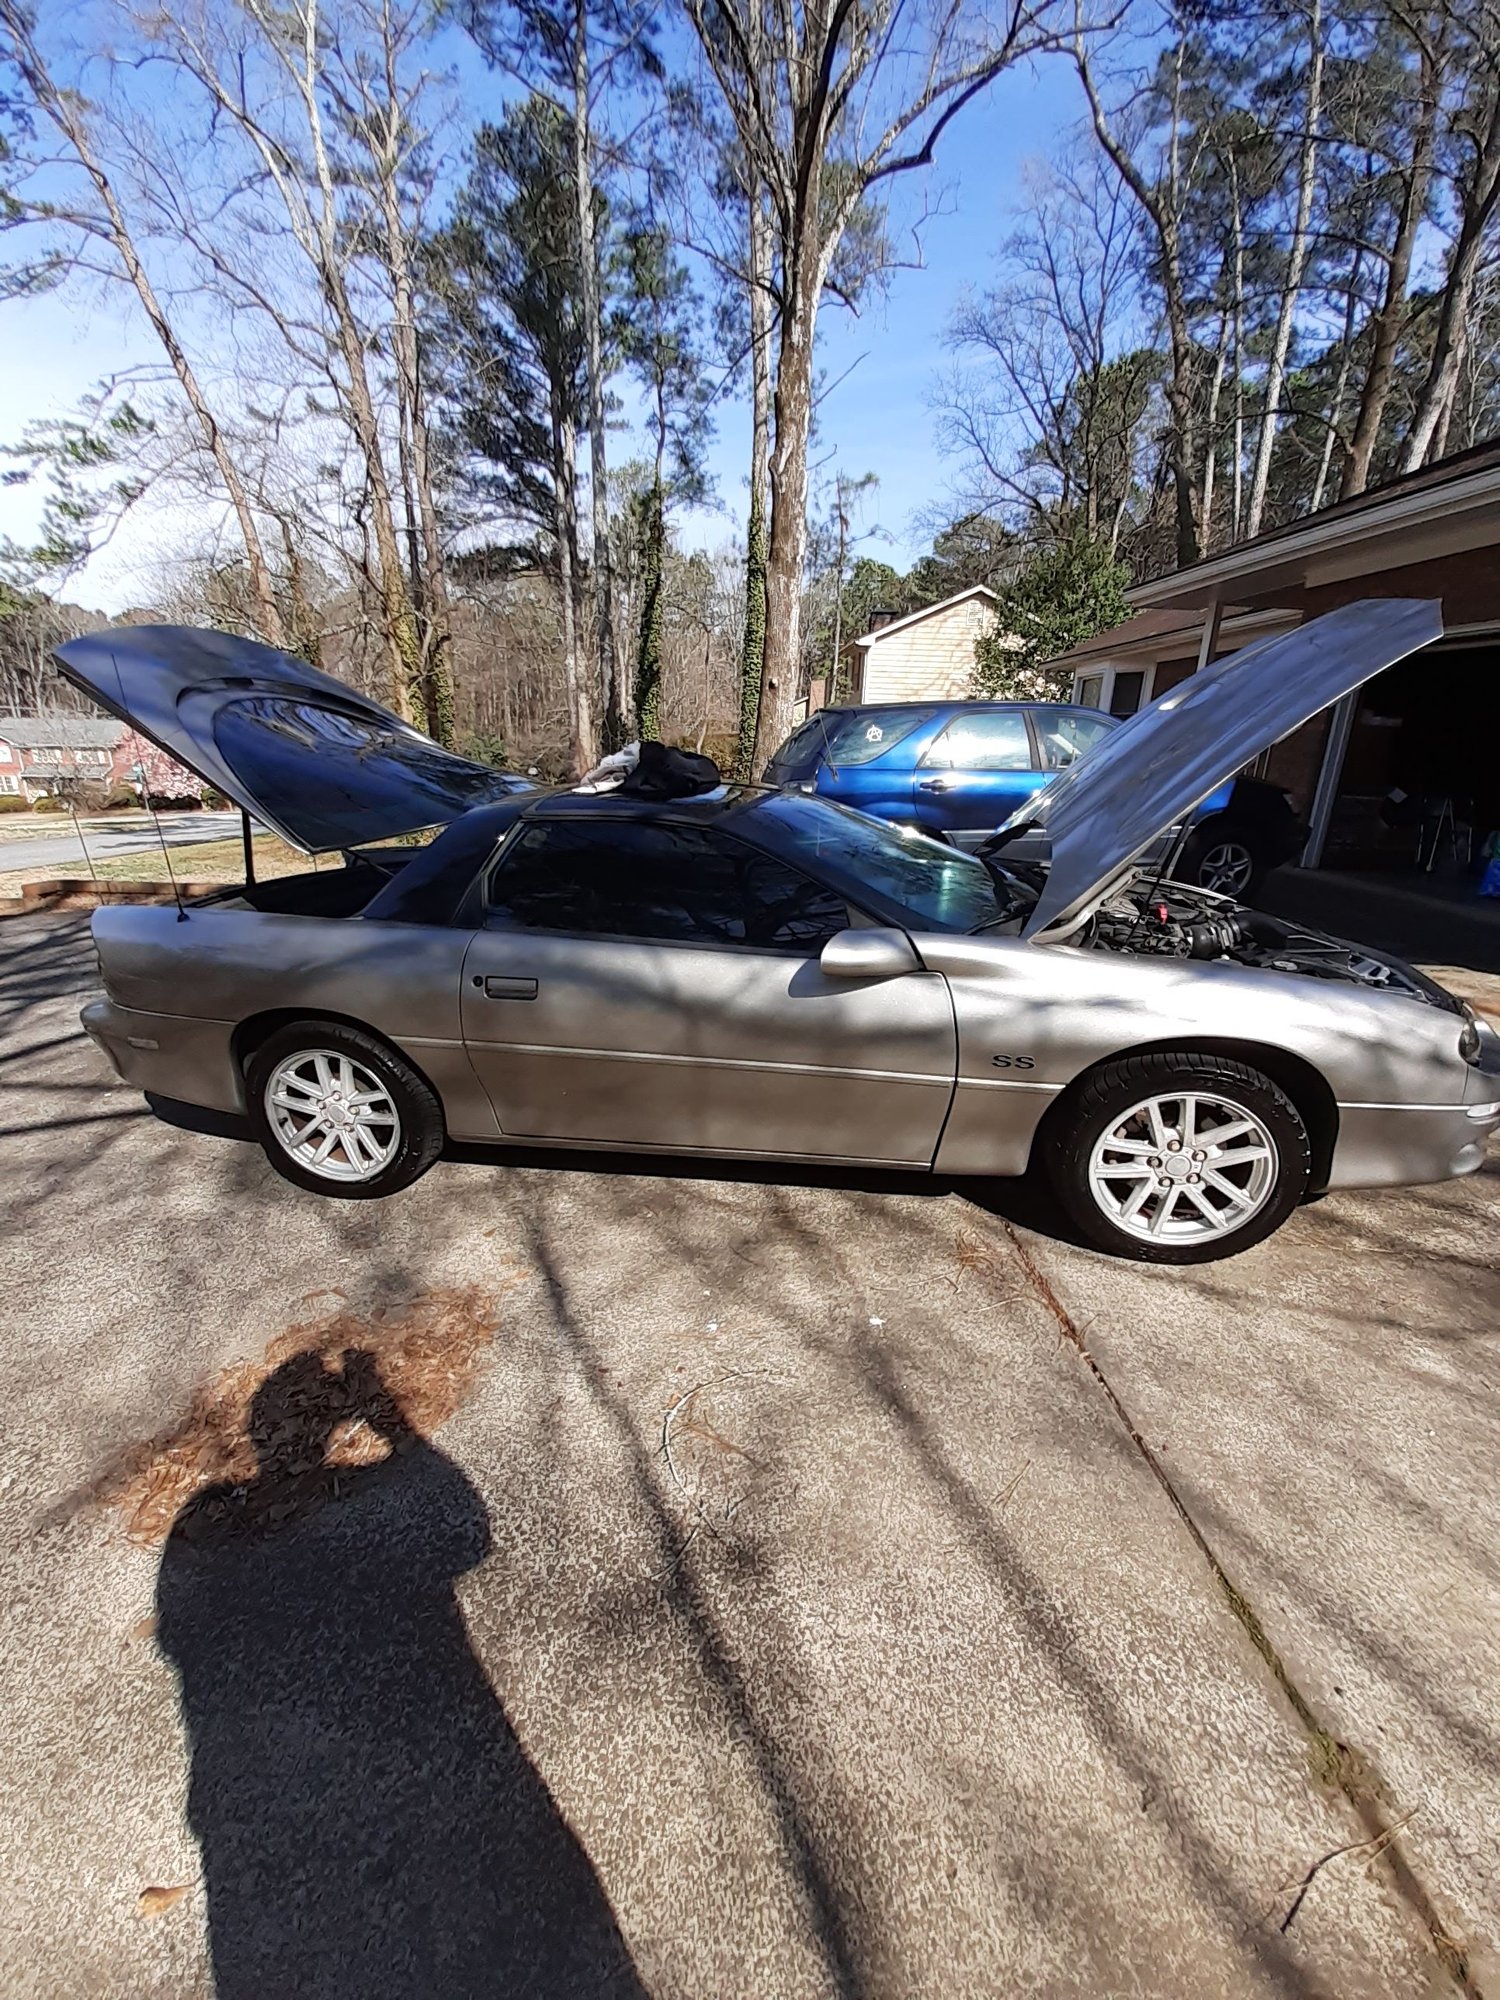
[{"left": 1, "top": 913, "right": 1495, "bottom": 1997}]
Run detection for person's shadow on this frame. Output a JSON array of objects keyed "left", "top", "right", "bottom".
[{"left": 156, "top": 1349, "right": 645, "bottom": 2000}]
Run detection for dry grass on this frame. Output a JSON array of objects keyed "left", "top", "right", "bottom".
[{"left": 87, "top": 1286, "right": 507, "bottom": 1547}]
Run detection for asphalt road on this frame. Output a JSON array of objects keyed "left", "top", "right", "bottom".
[
  {"left": 2, "top": 912, "right": 1497, "bottom": 1998},
  {"left": 0, "top": 811, "right": 239, "bottom": 875}
]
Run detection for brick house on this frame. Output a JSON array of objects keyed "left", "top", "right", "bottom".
[
  {"left": 1045, "top": 438, "right": 1500, "bottom": 878},
  {"left": 0, "top": 717, "right": 126, "bottom": 802}
]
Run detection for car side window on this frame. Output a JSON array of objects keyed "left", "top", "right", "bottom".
[
  {"left": 1030, "top": 708, "right": 1117, "bottom": 771},
  {"left": 922, "top": 710, "right": 1032, "bottom": 772},
  {"left": 484, "top": 821, "right": 853, "bottom": 952}
]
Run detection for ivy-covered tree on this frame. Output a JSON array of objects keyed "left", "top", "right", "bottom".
[
  {"left": 974, "top": 534, "right": 1131, "bottom": 699},
  {"left": 616, "top": 220, "right": 713, "bottom": 739}
]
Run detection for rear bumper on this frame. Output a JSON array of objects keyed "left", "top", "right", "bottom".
[
  {"left": 1328, "top": 1095, "right": 1500, "bottom": 1189},
  {"left": 82, "top": 998, "right": 243, "bottom": 1116}
]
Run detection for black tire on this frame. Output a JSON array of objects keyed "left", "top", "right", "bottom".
[
  {"left": 1041, "top": 1052, "right": 1311, "bottom": 1264},
  {"left": 245, "top": 1019, "right": 445, "bottom": 1200},
  {"left": 1177, "top": 818, "right": 1264, "bottom": 901}
]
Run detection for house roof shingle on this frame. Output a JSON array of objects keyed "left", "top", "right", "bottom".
[{"left": 0, "top": 716, "right": 120, "bottom": 750}]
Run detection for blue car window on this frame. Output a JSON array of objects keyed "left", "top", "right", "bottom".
[
  {"left": 922, "top": 710, "right": 1031, "bottom": 772},
  {"left": 1030, "top": 707, "right": 1118, "bottom": 771},
  {"left": 796, "top": 707, "right": 944, "bottom": 766}
]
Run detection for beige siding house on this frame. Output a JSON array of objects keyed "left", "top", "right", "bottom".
[{"left": 846, "top": 586, "right": 998, "bottom": 703}]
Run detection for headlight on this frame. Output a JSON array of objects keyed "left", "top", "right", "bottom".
[{"left": 1459, "top": 1009, "right": 1482, "bottom": 1064}]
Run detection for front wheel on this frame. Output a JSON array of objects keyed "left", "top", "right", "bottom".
[
  {"left": 1042, "top": 1053, "right": 1310, "bottom": 1263},
  {"left": 245, "top": 1020, "right": 445, "bottom": 1199},
  {"left": 1177, "top": 819, "right": 1262, "bottom": 900}
]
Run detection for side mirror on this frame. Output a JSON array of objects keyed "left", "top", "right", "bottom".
[{"left": 820, "top": 927, "right": 921, "bottom": 980}]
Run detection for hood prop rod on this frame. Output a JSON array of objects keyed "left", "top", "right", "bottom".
[{"left": 241, "top": 808, "right": 256, "bottom": 888}]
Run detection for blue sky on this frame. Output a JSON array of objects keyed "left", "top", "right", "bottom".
[{"left": 0, "top": 34, "right": 1085, "bottom": 610}]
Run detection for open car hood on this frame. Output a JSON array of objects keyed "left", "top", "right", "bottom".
[
  {"left": 1012, "top": 598, "right": 1443, "bottom": 939},
  {"left": 52, "top": 625, "right": 530, "bottom": 853}
]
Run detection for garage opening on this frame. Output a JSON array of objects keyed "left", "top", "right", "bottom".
[{"left": 1324, "top": 638, "right": 1500, "bottom": 888}]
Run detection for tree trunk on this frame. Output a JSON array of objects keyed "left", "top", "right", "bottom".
[
  {"left": 1402, "top": 84, "right": 1500, "bottom": 471},
  {"left": 372, "top": 63, "right": 456, "bottom": 742},
  {"left": 1231, "top": 161, "right": 1245, "bottom": 540},
  {"left": 552, "top": 397, "right": 596, "bottom": 774},
  {"left": 1245, "top": 0, "right": 1323, "bottom": 538},
  {"left": 572, "top": 0, "right": 621, "bottom": 746},
  {"left": 1200, "top": 310, "right": 1229, "bottom": 546},
  {"left": 1311, "top": 243, "right": 1362, "bottom": 511},
  {"left": 738, "top": 176, "right": 772, "bottom": 782},
  {"left": 753, "top": 214, "right": 822, "bottom": 776},
  {"left": 4, "top": 10, "right": 287, "bottom": 648},
  {"left": 1342, "top": 53, "right": 1438, "bottom": 498}
]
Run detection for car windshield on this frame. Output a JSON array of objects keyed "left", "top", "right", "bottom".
[
  {"left": 777, "top": 707, "right": 944, "bottom": 768},
  {"left": 748, "top": 791, "right": 1034, "bottom": 933}
]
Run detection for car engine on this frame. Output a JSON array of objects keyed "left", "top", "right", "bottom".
[{"left": 1086, "top": 882, "right": 1457, "bottom": 1009}]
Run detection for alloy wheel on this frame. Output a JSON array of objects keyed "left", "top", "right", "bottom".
[
  {"left": 1087, "top": 1091, "right": 1278, "bottom": 1245},
  {"left": 1197, "top": 840, "right": 1254, "bottom": 895},
  {"left": 265, "top": 1048, "right": 402, "bottom": 1183}
]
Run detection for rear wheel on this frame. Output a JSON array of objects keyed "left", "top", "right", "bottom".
[
  {"left": 1042, "top": 1053, "right": 1310, "bottom": 1263},
  {"left": 245, "top": 1020, "right": 444, "bottom": 1199}
]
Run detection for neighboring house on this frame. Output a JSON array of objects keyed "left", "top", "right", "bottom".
[
  {"left": 841, "top": 586, "right": 1000, "bottom": 705},
  {"left": 0, "top": 717, "right": 125, "bottom": 802},
  {"left": 1044, "top": 435, "right": 1500, "bottom": 880}
]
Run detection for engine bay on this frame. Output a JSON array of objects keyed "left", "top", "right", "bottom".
[{"left": 1086, "top": 881, "right": 1457, "bottom": 1009}]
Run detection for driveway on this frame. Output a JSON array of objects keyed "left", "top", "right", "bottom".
[{"left": 1, "top": 913, "right": 1496, "bottom": 1998}]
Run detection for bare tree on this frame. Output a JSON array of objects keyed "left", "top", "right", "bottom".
[
  {"left": 1401, "top": 0, "right": 1500, "bottom": 470},
  {"left": 1073, "top": 18, "right": 1208, "bottom": 566},
  {"left": 939, "top": 151, "right": 1152, "bottom": 550},
  {"left": 0, "top": 2, "right": 287, "bottom": 644},
  {"left": 684, "top": 0, "right": 1064, "bottom": 772},
  {"left": 155, "top": 0, "right": 433, "bottom": 724},
  {"left": 1244, "top": 0, "right": 1325, "bottom": 537}
]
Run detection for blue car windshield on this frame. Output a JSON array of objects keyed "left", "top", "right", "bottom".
[{"left": 749, "top": 792, "right": 1028, "bottom": 933}]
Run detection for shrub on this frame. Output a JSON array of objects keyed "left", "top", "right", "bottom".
[{"left": 0, "top": 794, "right": 27, "bottom": 813}]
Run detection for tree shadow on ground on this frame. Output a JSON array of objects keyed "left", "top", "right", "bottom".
[{"left": 155, "top": 1348, "right": 644, "bottom": 2000}]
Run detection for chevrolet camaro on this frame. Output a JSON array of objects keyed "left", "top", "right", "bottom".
[{"left": 59, "top": 600, "right": 1500, "bottom": 1264}]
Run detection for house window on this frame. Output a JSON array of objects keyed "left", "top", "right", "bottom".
[
  {"left": 0, "top": 742, "right": 12, "bottom": 763},
  {"left": 1109, "top": 671, "right": 1146, "bottom": 718},
  {"left": 0, "top": 773, "right": 18, "bottom": 794},
  {"left": 1076, "top": 674, "right": 1104, "bottom": 710}
]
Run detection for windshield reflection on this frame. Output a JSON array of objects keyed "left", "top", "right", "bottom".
[{"left": 748, "top": 792, "right": 1034, "bottom": 934}]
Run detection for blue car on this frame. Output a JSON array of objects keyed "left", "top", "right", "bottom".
[{"left": 763, "top": 700, "right": 1303, "bottom": 897}]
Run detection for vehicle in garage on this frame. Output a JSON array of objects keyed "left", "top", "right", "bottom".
[
  {"left": 59, "top": 606, "right": 1500, "bottom": 1264},
  {"left": 762, "top": 698, "right": 1305, "bottom": 895}
]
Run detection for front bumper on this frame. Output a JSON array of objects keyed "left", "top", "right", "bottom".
[
  {"left": 1329, "top": 1091, "right": 1500, "bottom": 1189},
  {"left": 82, "top": 997, "right": 242, "bottom": 1115}
]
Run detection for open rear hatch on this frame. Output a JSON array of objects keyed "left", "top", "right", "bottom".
[{"left": 53, "top": 624, "right": 530, "bottom": 854}]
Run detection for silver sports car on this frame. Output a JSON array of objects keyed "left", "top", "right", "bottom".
[{"left": 61, "top": 601, "right": 1500, "bottom": 1265}]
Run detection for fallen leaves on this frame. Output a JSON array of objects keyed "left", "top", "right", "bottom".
[
  {"left": 84, "top": 1285, "right": 507, "bottom": 1547},
  {"left": 136, "top": 1883, "right": 192, "bottom": 1918}
]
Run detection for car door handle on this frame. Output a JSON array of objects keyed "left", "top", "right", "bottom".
[
  {"left": 475, "top": 975, "right": 538, "bottom": 1000},
  {"left": 918, "top": 776, "right": 951, "bottom": 792}
]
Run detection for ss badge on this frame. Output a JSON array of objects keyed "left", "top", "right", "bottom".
[{"left": 991, "top": 1054, "right": 1036, "bottom": 1070}]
